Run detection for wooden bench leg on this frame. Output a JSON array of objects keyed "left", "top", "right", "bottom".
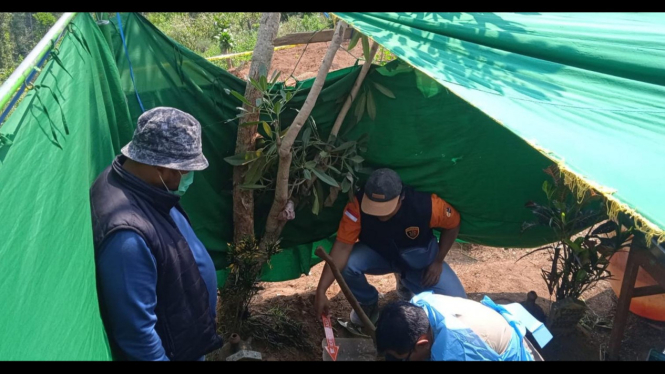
[{"left": 607, "top": 249, "right": 640, "bottom": 361}]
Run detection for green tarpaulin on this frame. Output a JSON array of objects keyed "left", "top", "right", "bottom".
[
  {"left": 334, "top": 12, "right": 665, "bottom": 244},
  {"left": 0, "top": 12, "right": 663, "bottom": 360}
]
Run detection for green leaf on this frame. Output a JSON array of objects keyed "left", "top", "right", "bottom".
[
  {"left": 328, "top": 164, "right": 341, "bottom": 174},
  {"left": 249, "top": 77, "right": 262, "bottom": 91},
  {"left": 239, "top": 121, "right": 262, "bottom": 127},
  {"left": 366, "top": 89, "right": 376, "bottom": 121},
  {"left": 244, "top": 156, "right": 267, "bottom": 185},
  {"left": 341, "top": 177, "right": 352, "bottom": 193},
  {"left": 348, "top": 29, "right": 362, "bottom": 51},
  {"left": 274, "top": 101, "right": 282, "bottom": 115},
  {"left": 224, "top": 152, "right": 258, "bottom": 166},
  {"left": 333, "top": 141, "right": 356, "bottom": 152},
  {"left": 542, "top": 180, "right": 550, "bottom": 196},
  {"left": 304, "top": 169, "right": 312, "bottom": 180},
  {"left": 361, "top": 35, "right": 370, "bottom": 62},
  {"left": 270, "top": 70, "right": 281, "bottom": 85},
  {"left": 350, "top": 155, "right": 364, "bottom": 164},
  {"left": 231, "top": 91, "right": 252, "bottom": 106},
  {"left": 564, "top": 238, "right": 583, "bottom": 255},
  {"left": 354, "top": 91, "right": 366, "bottom": 122},
  {"left": 239, "top": 184, "right": 266, "bottom": 190},
  {"left": 372, "top": 82, "right": 396, "bottom": 99},
  {"left": 262, "top": 122, "right": 272, "bottom": 138},
  {"left": 305, "top": 161, "right": 317, "bottom": 169},
  {"left": 575, "top": 270, "right": 588, "bottom": 282},
  {"left": 260, "top": 75, "right": 268, "bottom": 91},
  {"left": 312, "top": 186, "right": 320, "bottom": 215},
  {"left": 302, "top": 126, "right": 312, "bottom": 147},
  {"left": 319, "top": 150, "right": 329, "bottom": 158},
  {"left": 553, "top": 200, "right": 566, "bottom": 211},
  {"left": 312, "top": 168, "right": 340, "bottom": 188}
]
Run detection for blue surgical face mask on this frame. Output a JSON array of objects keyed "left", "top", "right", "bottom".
[{"left": 158, "top": 170, "right": 194, "bottom": 196}]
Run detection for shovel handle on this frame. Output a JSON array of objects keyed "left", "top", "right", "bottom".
[{"left": 315, "top": 246, "right": 377, "bottom": 339}]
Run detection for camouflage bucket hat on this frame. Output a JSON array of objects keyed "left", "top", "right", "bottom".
[{"left": 121, "top": 107, "right": 209, "bottom": 171}]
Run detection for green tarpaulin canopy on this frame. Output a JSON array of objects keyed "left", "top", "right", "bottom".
[
  {"left": 334, "top": 12, "right": 665, "bottom": 243},
  {"left": 0, "top": 12, "right": 663, "bottom": 360}
]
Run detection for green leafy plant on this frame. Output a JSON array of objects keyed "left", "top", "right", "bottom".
[
  {"left": 224, "top": 71, "right": 369, "bottom": 214},
  {"left": 219, "top": 236, "right": 282, "bottom": 332},
  {"left": 213, "top": 17, "right": 234, "bottom": 52},
  {"left": 520, "top": 164, "right": 635, "bottom": 301}
]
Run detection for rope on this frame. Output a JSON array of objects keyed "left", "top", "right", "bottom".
[
  {"left": 116, "top": 13, "right": 145, "bottom": 112},
  {"left": 287, "top": 28, "right": 328, "bottom": 85}
]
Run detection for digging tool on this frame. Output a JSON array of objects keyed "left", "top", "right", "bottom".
[{"left": 315, "top": 246, "right": 376, "bottom": 342}]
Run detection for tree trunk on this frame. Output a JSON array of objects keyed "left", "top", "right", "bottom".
[
  {"left": 232, "top": 12, "right": 280, "bottom": 243},
  {"left": 260, "top": 20, "right": 348, "bottom": 249}
]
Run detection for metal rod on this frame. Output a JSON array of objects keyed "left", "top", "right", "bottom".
[{"left": 0, "top": 12, "right": 77, "bottom": 111}]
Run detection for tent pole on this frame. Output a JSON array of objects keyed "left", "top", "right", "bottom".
[
  {"left": 328, "top": 40, "right": 379, "bottom": 142},
  {"left": 0, "top": 12, "right": 77, "bottom": 112}
]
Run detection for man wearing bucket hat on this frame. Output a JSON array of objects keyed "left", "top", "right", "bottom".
[
  {"left": 90, "top": 107, "right": 223, "bottom": 361},
  {"left": 314, "top": 168, "right": 467, "bottom": 327}
]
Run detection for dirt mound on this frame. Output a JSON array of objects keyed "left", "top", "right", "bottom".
[{"left": 228, "top": 41, "right": 366, "bottom": 85}]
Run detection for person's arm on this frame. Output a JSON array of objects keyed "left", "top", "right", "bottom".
[
  {"left": 422, "top": 195, "right": 461, "bottom": 287},
  {"left": 96, "top": 230, "right": 169, "bottom": 361},
  {"left": 314, "top": 197, "right": 361, "bottom": 316}
]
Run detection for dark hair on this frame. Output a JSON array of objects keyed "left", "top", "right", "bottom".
[{"left": 375, "top": 300, "right": 430, "bottom": 355}]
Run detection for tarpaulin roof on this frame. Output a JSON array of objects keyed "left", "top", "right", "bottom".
[{"left": 334, "top": 12, "right": 665, "bottom": 243}]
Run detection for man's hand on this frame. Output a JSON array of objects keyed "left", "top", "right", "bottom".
[
  {"left": 313, "top": 240, "right": 354, "bottom": 318},
  {"left": 314, "top": 290, "right": 330, "bottom": 317},
  {"left": 422, "top": 261, "right": 443, "bottom": 287}
]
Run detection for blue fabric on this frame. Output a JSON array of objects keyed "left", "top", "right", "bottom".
[
  {"left": 341, "top": 242, "right": 466, "bottom": 305},
  {"left": 96, "top": 231, "right": 169, "bottom": 361},
  {"left": 169, "top": 208, "right": 218, "bottom": 320},
  {"left": 411, "top": 291, "right": 534, "bottom": 361},
  {"left": 480, "top": 296, "right": 534, "bottom": 361},
  {"left": 96, "top": 207, "right": 217, "bottom": 361}
]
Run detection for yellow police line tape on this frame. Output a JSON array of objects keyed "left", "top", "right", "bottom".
[{"left": 206, "top": 44, "right": 301, "bottom": 61}]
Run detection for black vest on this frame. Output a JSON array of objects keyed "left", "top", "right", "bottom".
[
  {"left": 90, "top": 156, "right": 223, "bottom": 361},
  {"left": 357, "top": 185, "right": 435, "bottom": 269}
]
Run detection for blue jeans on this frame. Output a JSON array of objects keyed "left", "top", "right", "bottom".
[{"left": 341, "top": 241, "right": 467, "bottom": 305}]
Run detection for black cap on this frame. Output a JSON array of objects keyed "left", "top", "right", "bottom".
[{"left": 361, "top": 168, "right": 403, "bottom": 216}]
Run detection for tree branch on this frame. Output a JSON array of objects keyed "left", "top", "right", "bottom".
[{"left": 260, "top": 20, "right": 347, "bottom": 249}]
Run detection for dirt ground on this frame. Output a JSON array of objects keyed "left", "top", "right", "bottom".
[
  {"left": 228, "top": 40, "right": 367, "bottom": 85},
  {"left": 246, "top": 243, "right": 665, "bottom": 361},
  {"left": 218, "top": 39, "right": 664, "bottom": 361}
]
